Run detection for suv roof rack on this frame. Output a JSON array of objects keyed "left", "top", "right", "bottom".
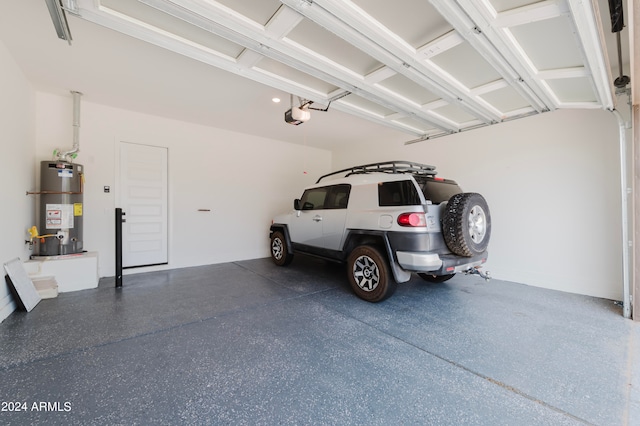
[{"left": 316, "top": 161, "right": 437, "bottom": 183}]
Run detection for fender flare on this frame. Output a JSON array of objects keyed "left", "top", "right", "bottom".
[{"left": 343, "top": 230, "right": 412, "bottom": 283}]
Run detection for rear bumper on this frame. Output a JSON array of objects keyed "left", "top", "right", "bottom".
[
  {"left": 396, "top": 251, "right": 487, "bottom": 274},
  {"left": 395, "top": 251, "right": 442, "bottom": 270}
]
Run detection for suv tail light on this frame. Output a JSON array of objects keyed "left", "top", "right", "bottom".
[{"left": 397, "top": 212, "right": 426, "bottom": 227}]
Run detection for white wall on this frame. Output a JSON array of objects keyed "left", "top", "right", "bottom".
[
  {"left": 2, "top": 62, "right": 625, "bottom": 318},
  {"left": 0, "top": 41, "right": 36, "bottom": 321},
  {"left": 35, "top": 92, "right": 331, "bottom": 278},
  {"left": 333, "top": 109, "right": 623, "bottom": 301}
]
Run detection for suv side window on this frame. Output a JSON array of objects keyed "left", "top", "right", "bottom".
[
  {"left": 378, "top": 180, "right": 422, "bottom": 206},
  {"left": 300, "top": 184, "right": 351, "bottom": 210},
  {"left": 300, "top": 187, "right": 328, "bottom": 210},
  {"left": 325, "top": 184, "right": 351, "bottom": 209}
]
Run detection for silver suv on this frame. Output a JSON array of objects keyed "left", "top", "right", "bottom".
[{"left": 269, "top": 161, "right": 490, "bottom": 302}]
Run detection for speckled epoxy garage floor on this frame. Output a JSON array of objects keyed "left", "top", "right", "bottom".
[{"left": 0, "top": 256, "right": 638, "bottom": 425}]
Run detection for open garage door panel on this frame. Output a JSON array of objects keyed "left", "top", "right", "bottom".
[{"left": 64, "top": 0, "right": 621, "bottom": 140}]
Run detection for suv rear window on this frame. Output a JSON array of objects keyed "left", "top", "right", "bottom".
[
  {"left": 378, "top": 180, "right": 422, "bottom": 206},
  {"left": 415, "top": 178, "right": 462, "bottom": 204}
]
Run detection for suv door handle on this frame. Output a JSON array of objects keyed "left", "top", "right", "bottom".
[{"left": 313, "top": 215, "right": 322, "bottom": 222}]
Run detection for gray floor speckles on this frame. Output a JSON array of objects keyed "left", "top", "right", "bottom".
[{"left": 0, "top": 256, "right": 638, "bottom": 425}]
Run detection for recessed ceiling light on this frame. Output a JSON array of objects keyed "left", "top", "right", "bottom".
[{"left": 272, "top": 97, "right": 281, "bottom": 103}]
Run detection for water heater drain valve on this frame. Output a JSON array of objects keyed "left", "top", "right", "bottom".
[{"left": 27, "top": 226, "right": 61, "bottom": 244}]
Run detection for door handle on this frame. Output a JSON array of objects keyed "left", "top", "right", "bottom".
[{"left": 313, "top": 215, "right": 322, "bottom": 222}]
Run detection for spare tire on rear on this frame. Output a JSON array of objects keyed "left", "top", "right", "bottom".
[{"left": 442, "top": 193, "right": 490, "bottom": 257}]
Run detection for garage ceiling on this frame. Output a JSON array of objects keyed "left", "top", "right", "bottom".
[{"left": 0, "top": 1, "right": 630, "bottom": 148}]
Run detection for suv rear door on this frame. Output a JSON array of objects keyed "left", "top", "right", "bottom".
[{"left": 319, "top": 184, "right": 350, "bottom": 250}]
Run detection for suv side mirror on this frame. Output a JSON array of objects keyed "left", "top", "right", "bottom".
[{"left": 294, "top": 199, "right": 301, "bottom": 210}]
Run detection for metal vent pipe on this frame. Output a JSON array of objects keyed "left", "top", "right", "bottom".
[{"left": 56, "top": 90, "right": 82, "bottom": 162}]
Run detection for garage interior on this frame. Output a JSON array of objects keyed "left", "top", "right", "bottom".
[{"left": 0, "top": 0, "right": 639, "bottom": 424}]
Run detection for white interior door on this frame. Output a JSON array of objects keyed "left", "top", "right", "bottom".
[{"left": 119, "top": 142, "right": 168, "bottom": 268}]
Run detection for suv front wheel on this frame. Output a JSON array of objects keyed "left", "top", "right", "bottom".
[
  {"left": 347, "top": 246, "right": 397, "bottom": 302},
  {"left": 270, "top": 231, "right": 293, "bottom": 266}
]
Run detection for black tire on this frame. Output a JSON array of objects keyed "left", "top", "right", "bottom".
[
  {"left": 418, "top": 273, "right": 455, "bottom": 283},
  {"left": 347, "top": 246, "right": 397, "bottom": 302},
  {"left": 442, "top": 193, "right": 491, "bottom": 257},
  {"left": 270, "top": 231, "right": 293, "bottom": 266}
]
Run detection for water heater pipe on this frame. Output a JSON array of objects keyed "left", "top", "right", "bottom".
[{"left": 56, "top": 90, "right": 82, "bottom": 162}]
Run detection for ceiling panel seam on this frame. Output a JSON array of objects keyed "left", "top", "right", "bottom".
[{"left": 418, "top": 32, "right": 465, "bottom": 60}]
